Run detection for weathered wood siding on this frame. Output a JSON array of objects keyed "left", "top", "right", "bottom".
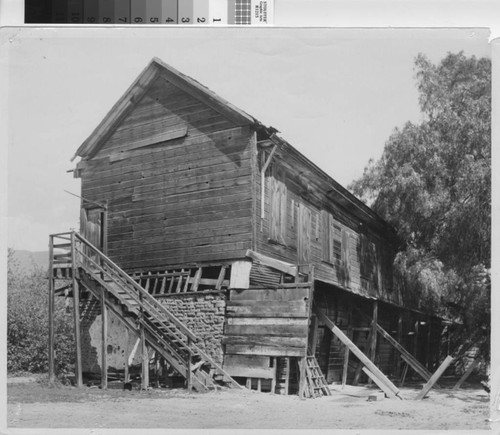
[
  {"left": 223, "top": 286, "right": 311, "bottom": 358},
  {"left": 79, "top": 76, "right": 256, "bottom": 270},
  {"left": 255, "top": 149, "right": 400, "bottom": 305}
]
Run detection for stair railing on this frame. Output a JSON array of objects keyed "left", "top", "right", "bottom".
[{"left": 70, "top": 231, "right": 198, "bottom": 344}]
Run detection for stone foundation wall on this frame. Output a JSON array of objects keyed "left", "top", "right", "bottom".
[
  {"left": 79, "top": 291, "right": 227, "bottom": 374},
  {"left": 157, "top": 292, "right": 227, "bottom": 366}
]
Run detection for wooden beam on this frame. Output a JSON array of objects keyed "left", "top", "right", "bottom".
[
  {"left": 416, "top": 355, "right": 454, "bottom": 400},
  {"left": 70, "top": 232, "right": 83, "bottom": 388},
  {"left": 453, "top": 358, "right": 481, "bottom": 390},
  {"left": 284, "top": 357, "right": 290, "bottom": 395},
  {"left": 309, "top": 315, "right": 319, "bottom": 356},
  {"left": 342, "top": 301, "right": 353, "bottom": 389},
  {"left": 48, "top": 237, "right": 55, "bottom": 383},
  {"left": 376, "top": 322, "right": 436, "bottom": 385},
  {"left": 413, "top": 320, "right": 419, "bottom": 361},
  {"left": 271, "top": 357, "right": 277, "bottom": 394},
  {"left": 395, "top": 313, "right": 403, "bottom": 379},
  {"left": 315, "top": 308, "right": 401, "bottom": 399},
  {"left": 354, "top": 306, "right": 437, "bottom": 386},
  {"left": 298, "top": 357, "right": 306, "bottom": 399},
  {"left": 141, "top": 326, "right": 148, "bottom": 390},
  {"left": 367, "top": 301, "right": 378, "bottom": 385},
  {"left": 100, "top": 288, "right": 108, "bottom": 390},
  {"left": 369, "top": 301, "right": 378, "bottom": 361},
  {"left": 352, "top": 327, "right": 371, "bottom": 386},
  {"left": 124, "top": 328, "right": 130, "bottom": 383},
  {"left": 187, "top": 338, "right": 192, "bottom": 393}
]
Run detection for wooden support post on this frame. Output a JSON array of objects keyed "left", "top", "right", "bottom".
[
  {"left": 271, "top": 357, "right": 277, "bottom": 394},
  {"left": 48, "top": 237, "right": 55, "bottom": 383},
  {"left": 100, "top": 287, "right": 108, "bottom": 390},
  {"left": 284, "top": 357, "right": 290, "bottom": 395},
  {"left": 260, "top": 145, "right": 278, "bottom": 230},
  {"left": 124, "top": 328, "right": 130, "bottom": 383},
  {"left": 453, "top": 358, "right": 481, "bottom": 390},
  {"left": 395, "top": 313, "right": 403, "bottom": 379},
  {"left": 141, "top": 326, "right": 148, "bottom": 390},
  {"left": 342, "top": 301, "right": 352, "bottom": 389},
  {"left": 369, "top": 301, "right": 378, "bottom": 361},
  {"left": 257, "top": 378, "right": 262, "bottom": 392},
  {"left": 71, "top": 232, "right": 83, "bottom": 388},
  {"left": 413, "top": 319, "right": 419, "bottom": 360},
  {"left": 186, "top": 338, "right": 192, "bottom": 393},
  {"left": 310, "top": 315, "right": 318, "bottom": 355},
  {"left": 425, "top": 318, "right": 432, "bottom": 370},
  {"left": 400, "top": 363, "right": 409, "bottom": 387},
  {"left": 246, "top": 378, "right": 252, "bottom": 389},
  {"left": 154, "top": 352, "right": 160, "bottom": 388},
  {"left": 316, "top": 308, "right": 402, "bottom": 399},
  {"left": 367, "top": 301, "right": 378, "bottom": 385},
  {"left": 342, "top": 332, "right": 351, "bottom": 389},
  {"left": 353, "top": 327, "right": 372, "bottom": 386},
  {"left": 416, "top": 355, "right": 454, "bottom": 400},
  {"left": 298, "top": 357, "right": 306, "bottom": 399}
]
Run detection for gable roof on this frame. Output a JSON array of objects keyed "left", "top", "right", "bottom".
[
  {"left": 74, "top": 58, "right": 398, "bottom": 240},
  {"left": 72, "top": 57, "right": 258, "bottom": 161}
]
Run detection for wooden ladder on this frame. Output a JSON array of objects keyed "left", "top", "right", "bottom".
[{"left": 303, "top": 355, "right": 331, "bottom": 398}]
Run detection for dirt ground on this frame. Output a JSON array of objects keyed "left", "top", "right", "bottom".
[{"left": 6, "top": 376, "right": 491, "bottom": 430}]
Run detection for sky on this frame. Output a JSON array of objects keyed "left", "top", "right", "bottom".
[{"left": 3, "top": 27, "right": 491, "bottom": 252}]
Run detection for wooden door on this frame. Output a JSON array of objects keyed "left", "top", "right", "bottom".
[
  {"left": 297, "top": 204, "right": 311, "bottom": 265},
  {"left": 80, "top": 206, "right": 107, "bottom": 253}
]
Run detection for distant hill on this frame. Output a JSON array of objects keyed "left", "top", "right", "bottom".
[{"left": 10, "top": 250, "right": 49, "bottom": 273}]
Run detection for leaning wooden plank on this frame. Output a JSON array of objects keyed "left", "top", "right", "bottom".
[
  {"left": 453, "top": 357, "right": 481, "bottom": 390},
  {"left": 315, "top": 309, "right": 401, "bottom": 398},
  {"left": 354, "top": 306, "right": 437, "bottom": 386},
  {"left": 362, "top": 367, "right": 396, "bottom": 399},
  {"left": 376, "top": 323, "right": 436, "bottom": 385},
  {"left": 245, "top": 249, "right": 297, "bottom": 276},
  {"left": 415, "top": 355, "right": 455, "bottom": 400}
]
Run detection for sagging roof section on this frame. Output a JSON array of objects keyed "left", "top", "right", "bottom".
[{"left": 74, "top": 57, "right": 396, "bottom": 238}]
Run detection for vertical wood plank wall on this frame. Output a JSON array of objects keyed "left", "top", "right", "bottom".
[
  {"left": 254, "top": 149, "right": 400, "bottom": 305},
  {"left": 79, "top": 76, "right": 256, "bottom": 270}
]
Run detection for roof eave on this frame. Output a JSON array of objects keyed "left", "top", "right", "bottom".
[{"left": 72, "top": 58, "right": 258, "bottom": 162}]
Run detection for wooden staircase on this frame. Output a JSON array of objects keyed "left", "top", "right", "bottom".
[{"left": 49, "top": 231, "right": 241, "bottom": 392}]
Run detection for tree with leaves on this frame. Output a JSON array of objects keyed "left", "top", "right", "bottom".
[
  {"left": 350, "top": 52, "right": 490, "bottom": 356},
  {"left": 7, "top": 248, "right": 75, "bottom": 375}
]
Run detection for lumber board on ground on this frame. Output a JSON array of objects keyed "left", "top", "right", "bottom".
[{"left": 415, "top": 355, "right": 455, "bottom": 400}]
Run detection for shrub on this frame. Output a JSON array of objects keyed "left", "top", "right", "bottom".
[{"left": 7, "top": 249, "right": 75, "bottom": 376}]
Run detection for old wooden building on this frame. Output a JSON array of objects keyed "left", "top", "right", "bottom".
[{"left": 49, "top": 58, "right": 444, "bottom": 397}]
